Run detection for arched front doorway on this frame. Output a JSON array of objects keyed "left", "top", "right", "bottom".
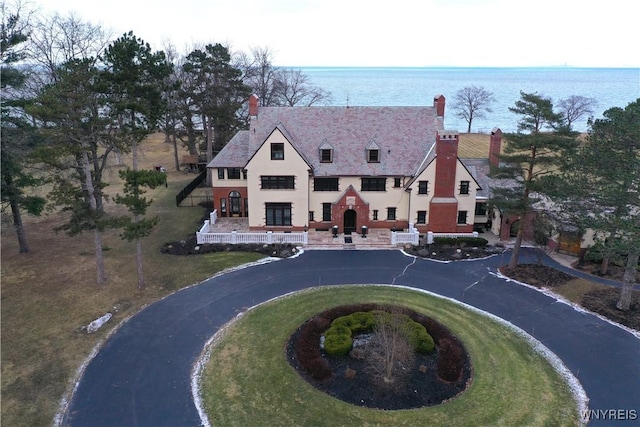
[
  {"left": 229, "top": 191, "right": 242, "bottom": 216},
  {"left": 343, "top": 209, "right": 357, "bottom": 234}
]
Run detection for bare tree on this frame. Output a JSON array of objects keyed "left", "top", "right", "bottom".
[
  {"left": 28, "top": 11, "right": 111, "bottom": 83},
  {"left": 275, "top": 68, "right": 331, "bottom": 107},
  {"left": 239, "top": 46, "right": 331, "bottom": 107},
  {"left": 241, "top": 46, "right": 280, "bottom": 106},
  {"left": 452, "top": 85, "right": 496, "bottom": 132},
  {"left": 557, "top": 95, "right": 596, "bottom": 130},
  {"left": 365, "top": 312, "right": 415, "bottom": 388}
]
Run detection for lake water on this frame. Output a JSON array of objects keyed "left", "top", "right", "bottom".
[{"left": 302, "top": 67, "right": 640, "bottom": 133}]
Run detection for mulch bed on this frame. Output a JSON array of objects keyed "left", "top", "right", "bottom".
[
  {"left": 500, "top": 264, "right": 639, "bottom": 331},
  {"left": 404, "top": 244, "right": 503, "bottom": 261},
  {"left": 500, "top": 264, "right": 575, "bottom": 288},
  {"left": 581, "top": 288, "right": 640, "bottom": 331},
  {"left": 286, "top": 304, "right": 472, "bottom": 410},
  {"left": 160, "top": 235, "right": 298, "bottom": 257}
]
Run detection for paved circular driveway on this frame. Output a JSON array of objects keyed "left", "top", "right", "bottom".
[{"left": 61, "top": 249, "right": 640, "bottom": 426}]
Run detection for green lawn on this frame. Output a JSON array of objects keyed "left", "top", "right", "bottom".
[{"left": 200, "top": 285, "right": 583, "bottom": 427}]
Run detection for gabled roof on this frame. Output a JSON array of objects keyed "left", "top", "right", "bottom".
[
  {"left": 210, "top": 104, "right": 442, "bottom": 176},
  {"left": 244, "top": 123, "right": 314, "bottom": 169}
]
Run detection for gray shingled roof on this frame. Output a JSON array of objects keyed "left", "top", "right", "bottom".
[
  {"left": 209, "top": 105, "right": 442, "bottom": 176},
  {"left": 207, "top": 131, "right": 250, "bottom": 168},
  {"left": 461, "top": 158, "right": 515, "bottom": 199}
]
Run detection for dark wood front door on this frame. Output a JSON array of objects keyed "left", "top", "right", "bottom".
[
  {"left": 343, "top": 209, "right": 356, "bottom": 234},
  {"left": 229, "top": 191, "right": 241, "bottom": 216}
]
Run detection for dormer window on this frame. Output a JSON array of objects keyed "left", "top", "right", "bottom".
[
  {"left": 366, "top": 140, "right": 381, "bottom": 163},
  {"left": 367, "top": 149, "right": 380, "bottom": 163},
  {"left": 271, "top": 143, "right": 284, "bottom": 160},
  {"left": 318, "top": 139, "right": 334, "bottom": 163},
  {"left": 320, "top": 148, "right": 333, "bottom": 163}
]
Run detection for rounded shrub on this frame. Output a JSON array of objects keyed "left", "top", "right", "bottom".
[
  {"left": 333, "top": 311, "right": 376, "bottom": 333},
  {"left": 399, "top": 318, "right": 435, "bottom": 354},
  {"left": 323, "top": 333, "right": 353, "bottom": 356},
  {"left": 325, "top": 324, "right": 352, "bottom": 338}
]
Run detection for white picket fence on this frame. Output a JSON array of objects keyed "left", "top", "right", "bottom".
[{"left": 196, "top": 224, "right": 308, "bottom": 245}]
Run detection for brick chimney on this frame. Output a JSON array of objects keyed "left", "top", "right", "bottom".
[
  {"left": 433, "top": 94, "right": 445, "bottom": 118},
  {"left": 428, "top": 130, "right": 460, "bottom": 232},
  {"left": 433, "top": 131, "right": 459, "bottom": 197},
  {"left": 489, "top": 128, "right": 502, "bottom": 169},
  {"left": 249, "top": 94, "right": 259, "bottom": 117}
]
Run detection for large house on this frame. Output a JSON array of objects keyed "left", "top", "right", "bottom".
[{"left": 207, "top": 94, "right": 503, "bottom": 235}]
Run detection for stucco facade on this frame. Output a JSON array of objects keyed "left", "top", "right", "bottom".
[{"left": 208, "top": 95, "right": 500, "bottom": 233}]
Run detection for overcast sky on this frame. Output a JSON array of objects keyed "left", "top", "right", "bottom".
[{"left": 34, "top": 0, "right": 639, "bottom": 67}]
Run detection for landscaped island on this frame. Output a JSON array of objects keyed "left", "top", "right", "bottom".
[{"left": 197, "top": 286, "right": 583, "bottom": 426}]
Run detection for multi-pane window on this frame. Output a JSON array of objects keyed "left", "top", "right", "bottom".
[
  {"left": 372, "top": 210, "right": 379, "bottom": 220},
  {"left": 271, "top": 143, "right": 284, "bottom": 160},
  {"left": 266, "top": 203, "right": 291, "bottom": 226},
  {"left": 418, "top": 180, "right": 429, "bottom": 194},
  {"left": 367, "top": 149, "right": 380, "bottom": 163},
  {"left": 457, "top": 210, "right": 468, "bottom": 224},
  {"left": 261, "top": 175, "right": 295, "bottom": 189},
  {"left": 309, "top": 211, "right": 315, "bottom": 222},
  {"left": 322, "top": 203, "right": 332, "bottom": 221},
  {"left": 217, "top": 168, "right": 225, "bottom": 179},
  {"left": 474, "top": 202, "right": 487, "bottom": 216},
  {"left": 313, "top": 177, "right": 339, "bottom": 191},
  {"left": 459, "top": 180, "right": 470, "bottom": 195},
  {"left": 417, "top": 211, "right": 427, "bottom": 224},
  {"left": 244, "top": 198, "right": 249, "bottom": 216},
  {"left": 361, "top": 177, "right": 386, "bottom": 191},
  {"left": 393, "top": 177, "right": 402, "bottom": 188},
  {"left": 320, "top": 149, "right": 333, "bottom": 163},
  {"left": 387, "top": 207, "right": 397, "bottom": 220},
  {"left": 227, "top": 168, "right": 241, "bottom": 179}
]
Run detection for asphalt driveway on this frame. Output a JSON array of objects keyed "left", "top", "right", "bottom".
[{"left": 60, "top": 249, "right": 640, "bottom": 426}]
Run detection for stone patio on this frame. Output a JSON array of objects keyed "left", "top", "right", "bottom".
[{"left": 206, "top": 218, "right": 500, "bottom": 250}]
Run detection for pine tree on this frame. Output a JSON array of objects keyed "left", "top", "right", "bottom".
[
  {"left": 545, "top": 100, "right": 639, "bottom": 310},
  {"left": 100, "top": 32, "right": 172, "bottom": 289},
  {"left": 1, "top": 4, "right": 46, "bottom": 253},
  {"left": 491, "top": 91, "right": 577, "bottom": 268}
]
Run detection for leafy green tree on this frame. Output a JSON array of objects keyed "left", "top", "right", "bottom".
[
  {"left": 1, "top": 1, "right": 46, "bottom": 253},
  {"left": 452, "top": 85, "right": 495, "bottom": 133},
  {"left": 113, "top": 169, "right": 166, "bottom": 289},
  {"left": 545, "top": 100, "right": 639, "bottom": 310},
  {"left": 491, "top": 91, "right": 577, "bottom": 268}
]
